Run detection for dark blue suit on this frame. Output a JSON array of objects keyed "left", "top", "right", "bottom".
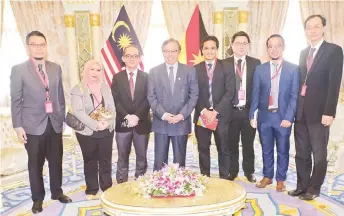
[{"left": 249, "top": 60, "right": 299, "bottom": 181}]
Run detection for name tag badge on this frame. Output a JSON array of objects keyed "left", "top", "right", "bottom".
[
  {"left": 238, "top": 89, "right": 246, "bottom": 100},
  {"left": 301, "top": 84, "right": 307, "bottom": 96},
  {"left": 45, "top": 101, "right": 53, "bottom": 113},
  {"left": 269, "top": 95, "right": 273, "bottom": 106}
]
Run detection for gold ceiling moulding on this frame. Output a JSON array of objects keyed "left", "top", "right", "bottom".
[
  {"left": 66, "top": 0, "right": 97, "bottom": 4},
  {"left": 213, "top": 11, "right": 223, "bottom": 24},
  {"left": 238, "top": 11, "right": 248, "bottom": 24},
  {"left": 64, "top": 15, "right": 75, "bottom": 27},
  {"left": 90, "top": 14, "right": 100, "bottom": 27}
]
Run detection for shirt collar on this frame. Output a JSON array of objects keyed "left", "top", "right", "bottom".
[
  {"left": 205, "top": 59, "right": 216, "bottom": 65},
  {"left": 234, "top": 55, "right": 246, "bottom": 63},
  {"left": 126, "top": 68, "right": 138, "bottom": 76},
  {"left": 166, "top": 62, "right": 178, "bottom": 69},
  {"left": 311, "top": 39, "right": 324, "bottom": 50},
  {"left": 270, "top": 59, "right": 283, "bottom": 66}
]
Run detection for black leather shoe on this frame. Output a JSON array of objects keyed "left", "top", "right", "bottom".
[
  {"left": 228, "top": 174, "right": 238, "bottom": 181},
  {"left": 32, "top": 200, "right": 43, "bottom": 214},
  {"left": 299, "top": 192, "right": 319, "bottom": 201},
  {"left": 245, "top": 174, "right": 257, "bottom": 183},
  {"left": 288, "top": 189, "right": 305, "bottom": 197},
  {"left": 52, "top": 194, "right": 72, "bottom": 203}
]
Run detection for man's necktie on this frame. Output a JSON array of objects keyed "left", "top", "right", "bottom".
[
  {"left": 307, "top": 48, "right": 316, "bottom": 72},
  {"left": 234, "top": 59, "right": 242, "bottom": 104},
  {"left": 271, "top": 63, "right": 279, "bottom": 107},
  {"left": 38, "top": 64, "right": 45, "bottom": 80},
  {"left": 207, "top": 63, "right": 213, "bottom": 106},
  {"left": 169, "top": 66, "right": 174, "bottom": 94},
  {"left": 129, "top": 72, "right": 134, "bottom": 99}
]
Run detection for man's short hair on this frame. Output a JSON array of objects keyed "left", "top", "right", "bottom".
[
  {"left": 200, "top": 35, "right": 219, "bottom": 50},
  {"left": 266, "top": 34, "right": 285, "bottom": 47},
  {"left": 161, "top": 38, "right": 181, "bottom": 52},
  {"left": 26, "top": 31, "right": 46, "bottom": 45},
  {"left": 231, "top": 31, "right": 251, "bottom": 44},
  {"left": 123, "top": 44, "right": 142, "bottom": 55},
  {"left": 304, "top": 14, "right": 327, "bottom": 29}
]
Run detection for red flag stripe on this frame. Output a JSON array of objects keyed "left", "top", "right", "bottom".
[{"left": 106, "top": 40, "right": 122, "bottom": 72}]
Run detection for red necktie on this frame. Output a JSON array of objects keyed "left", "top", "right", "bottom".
[
  {"left": 129, "top": 72, "right": 134, "bottom": 99},
  {"left": 307, "top": 48, "right": 316, "bottom": 72}
]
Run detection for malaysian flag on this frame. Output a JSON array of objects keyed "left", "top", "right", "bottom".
[{"left": 101, "top": 6, "right": 144, "bottom": 85}]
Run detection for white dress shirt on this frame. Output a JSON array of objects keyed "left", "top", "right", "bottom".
[
  {"left": 165, "top": 62, "right": 178, "bottom": 83},
  {"left": 234, "top": 55, "right": 247, "bottom": 106},
  {"left": 309, "top": 39, "right": 324, "bottom": 58},
  {"left": 269, "top": 59, "right": 283, "bottom": 109},
  {"left": 126, "top": 68, "right": 138, "bottom": 88}
]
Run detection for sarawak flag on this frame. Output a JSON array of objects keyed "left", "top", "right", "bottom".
[
  {"left": 101, "top": 6, "right": 144, "bottom": 86},
  {"left": 179, "top": 5, "right": 208, "bottom": 66}
]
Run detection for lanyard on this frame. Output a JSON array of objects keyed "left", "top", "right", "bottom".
[
  {"left": 271, "top": 60, "right": 284, "bottom": 80},
  {"left": 234, "top": 60, "right": 246, "bottom": 81},
  {"left": 205, "top": 59, "right": 217, "bottom": 81},
  {"left": 30, "top": 58, "right": 50, "bottom": 100}
]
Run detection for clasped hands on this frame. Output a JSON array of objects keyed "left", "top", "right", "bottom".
[
  {"left": 125, "top": 114, "right": 139, "bottom": 127},
  {"left": 202, "top": 109, "right": 218, "bottom": 124},
  {"left": 164, "top": 113, "right": 184, "bottom": 124},
  {"left": 97, "top": 120, "right": 109, "bottom": 131}
]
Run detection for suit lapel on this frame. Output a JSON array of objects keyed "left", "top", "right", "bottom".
[
  {"left": 27, "top": 60, "right": 45, "bottom": 91},
  {"left": 171, "top": 63, "right": 183, "bottom": 100},
  {"left": 301, "top": 47, "right": 310, "bottom": 82},
  {"left": 278, "top": 62, "right": 287, "bottom": 99},
  {"left": 264, "top": 63, "right": 271, "bottom": 92},
  {"left": 121, "top": 70, "right": 132, "bottom": 100},
  {"left": 161, "top": 64, "right": 172, "bottom": 97},
  {"left": 246, "top": 57, "right": 254, "bottom": 86},
  {"left": 134, "top": 70, "right": 144, "bottom": 102},
  {"left": 307, "top": 42, "right": 325, "bottom": 78}
]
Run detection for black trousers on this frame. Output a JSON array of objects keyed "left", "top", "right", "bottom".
[
  {"left": 195, "top": 121, "right": 230, "bottom": 179},
  {"left": 294, "top": 116, "right": 329, "bottom": 195},
  {"left": 76, "top": 131, "right": 114, "bottom": 195},
  {"left": 25, "top": 119, "right": 63, "bottom": 201},
  {"left": 228, "top": 109, "right": 256, "bottom": 176}
]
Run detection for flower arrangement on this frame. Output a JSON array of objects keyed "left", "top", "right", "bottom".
[{"left": 137, "top": 163, "right": 208, "bottom": 198}]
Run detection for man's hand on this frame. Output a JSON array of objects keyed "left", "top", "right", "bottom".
[
  {"left": 126, "top": 115, "right": 139, "bottom": 127},
  {"left": 250, "top": 119, "right": 257, "bottom": 129},
  {"left": 280, "top": 120, "right": 292, "bottom": 128},
  {"left": 203, "top": 109, "right": 217, "bottom": 123},
  {"left": 164, "top": 113, "right": 175, "bottom": 124},
  {"left": 322, "top": 115, "right": 334, "bottom": 127},
  {"left": 15, "top": 127, "right": 27, "bottom": 144},
  {"left": 171, "top": 114, "right": 184, "bottom": 124}
]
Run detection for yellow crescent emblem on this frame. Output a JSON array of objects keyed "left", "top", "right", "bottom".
[{"left": 112, "top": 21, "right": 130, "bottom": 42}]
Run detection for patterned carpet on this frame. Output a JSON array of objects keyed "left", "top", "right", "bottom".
[{"left": 1, "top": 138, "right": 344, "bottom": 216}]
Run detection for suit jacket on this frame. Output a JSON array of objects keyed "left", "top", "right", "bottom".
[
  {"left": 223, "top": 56, "right": 261, "bottom": 109},
  {"left": 249, "top": 60, "right": 300, "bottom": 123},
  {"left": 10, "top": 59, "right": 65, "bottom": 135},
  {"left": 111, "top": 69, "right": 151, "bottom": 134},
  {"left": 193, "top": 59, "right": 235, "bottom": 124},
  {"left": 296, "top": 41, "right": 344, "bottom": 123},
  {"left": 147, "top": 62, "right": 199, "bottom": 136},
  {"left": 71, "top": 83, "right": 115, "bottom": 136}
]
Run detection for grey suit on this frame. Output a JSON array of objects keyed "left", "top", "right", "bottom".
[
  {"left": 148, "top": 62, "right": 199, "bottom": 170},
  {"left": 10, "top": 59, "right": 65, "bottom": 201},
  {"left": 11, "top": 60, "right": 65, "bottom": 135},
  {"left": 70, "top": 83, "right": 115, "bottom": 136}
]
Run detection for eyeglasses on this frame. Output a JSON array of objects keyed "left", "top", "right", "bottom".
[
  {"left": 28, "top": 43, "right": 47, "bottom": 49},
  {"left": 268, "top": 45, "right": 284, "bottom": 50},
  {"left": 233, "top": 42, "right": 249, "bottom": 47},
  {"left": 306, "top": 25, "right": 322, "bottom": 31},
  {"left": 163, "top": 49, "right": 178, "bottom": 54},
  {"left": 125, "top": 54, "right": 140, "bottom": 60}
]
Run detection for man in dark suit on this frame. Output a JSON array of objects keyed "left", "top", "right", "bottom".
[
  {"left": 249, "top": 34, "right": 300, "bottom": 192},
  {"left": 10, "top": 31, "right": 72, "bottom": 214},
  {"left": 289, "top": 15, "right": 343, "bottom": 200},
  {"left": 193, "top": 36, "right": 234, "bottom": 179},
  {"left": 112, "top": 44, "right": 151, "bottom": 183},
  {"left": 147, "top": 38, "right": 199, "bottom": 171},
  {"left": 224, "top": 31, "right": 261, "bottom": 183}
]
